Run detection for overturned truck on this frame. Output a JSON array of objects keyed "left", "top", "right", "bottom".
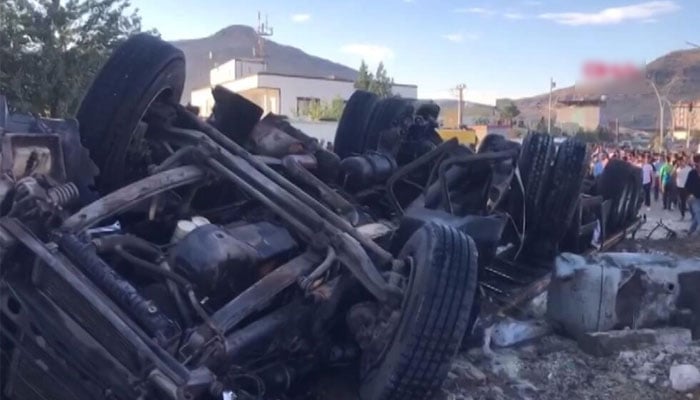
[{"left": 0, "top": 35, "right": 641, "bottom": 400}]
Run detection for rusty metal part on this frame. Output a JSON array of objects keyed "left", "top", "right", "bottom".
[
  {"left": 206, "top": 159, "right": 315, "bottom": 240},
  {"left": 224, "top": 301, "right": 308, "bottom": 361},
  {"left": 62, "top": 166, "right": 206, "bottom": 233},
  {"left": 249, "top": 115, "right": 307, "bottom": 158},
  {"left": 47, "top": 182, "right": 80, "bottom": 207},
  {"left": 333, "top": 233, "right": 394, "bottom": 303},
  {"left": 437, "top": 149, "right": 520, "bottom": 214},
  {"left": 211, "top": 251, "right": 321, "bottom": 333},
  {"left": 346, "top": 302, "right": 379, "bottom": 350},
  {"left": 298, "top": 247, "right": 336, "bottom": 291},
  {"left": 0, "top": 218, "right": 191, "bottom": 388},
  {"left": 201, "top": 150, "right": 394, "bottom": 302},
  {"left": 386, "top": 139, "right": 460, "bottom": 214},
  {"left": 282, "top": 155, "right": 358, "bottom": 219},
  {"left": 175, "top": 105, "right": 394, "bottom": 266},
  {"left": 1, "top": 133, "right": 66, "bottom": 181}
]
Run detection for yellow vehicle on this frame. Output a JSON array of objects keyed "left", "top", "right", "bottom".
[{"left": 438, "top": 128, "right": 477, "bottom": 146}]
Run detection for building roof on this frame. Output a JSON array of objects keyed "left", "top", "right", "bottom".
[{"left": 256, "top": 71, "right": 417, "bottom": 88}]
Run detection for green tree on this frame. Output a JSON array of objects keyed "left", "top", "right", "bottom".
[
  {"left": 535, "top": 117, "right": 547, "bottom": 132},
  {"left": 354, "top": 60, "right": 394, "bottom": 98},
  {"left": 306, "top": 96, "right": 346, "bottom": 121},
  {"left": 474, "top": 117, "right": 490, "bottom": 125},
  {"left": 0, "top": 0, "right": 145, "bottom": 117},
  {"left": 354, "top": 60, "right": 373, "bottom": 91},
  {"left": 369, "top": 62, "right": 393, "bottom": 98},
  {"left": 498, "top": 103, "right": 520, "bottom": 126}
]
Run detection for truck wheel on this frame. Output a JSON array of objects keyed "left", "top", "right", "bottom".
[
  {"left": 76, "top": 34, "right": 185, "bottom": 193},
  {"left": 625, "top": 166, "right": 643, "bottom": 222},
  {"left": 363, "top": 97, "right": 414, "bottom": 153},
  {"left": 597, "top": 160, "right": 633, "bottom": 230},
  {"left": 359, "top": 222, "right": 478, "bottom": 400},
  {"left": 334, "top": 91, "right": 379, "bottom": 159},
  {"left": 511, "top": 133, "right": 555, "bottom": 238},
  {"left": 539, "top": 139, "right": 590, "bottom": 241}
]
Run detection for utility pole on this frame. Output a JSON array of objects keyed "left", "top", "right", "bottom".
[
  {"left": 648, "top": 78, "right": 664, "bottom": 149},
  {"left": 548, "top": 77, "right": 555, "bottom": 134},
  {"left": 454, "top": 84, "right": 466, "bottom": 128},
  {"left": 687, "top": 101, "right": 694, "bottom": 149},
  {"left": 615, "top": 118, "right": 619, "bottom": 144}
]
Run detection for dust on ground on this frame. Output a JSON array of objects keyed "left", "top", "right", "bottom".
[
  {"left": 443, "top": 335, "right": 700, "bottom": 400},
  {"left": 441, "top": 200, "right": 699, "bottom": 400}
]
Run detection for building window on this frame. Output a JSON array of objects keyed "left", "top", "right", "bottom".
[{"left": 296, "top": 97, "right": 320, "bottom": 116}]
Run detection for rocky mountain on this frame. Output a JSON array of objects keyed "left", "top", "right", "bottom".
[
  {"left": 171, "top": 25, "right": 358, "bottom": 103},
  {"left": 514, "top": 48, "right": 700, "bottom": 130}
]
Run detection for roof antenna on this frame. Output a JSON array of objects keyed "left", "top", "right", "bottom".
[{"left": 256, "top": 11, "right": 274, "bottom": 70}]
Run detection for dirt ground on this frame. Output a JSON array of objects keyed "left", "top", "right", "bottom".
[
  {"left": 440, "top": 200, "right": 699, "bottom": 400},
  {"left": 310, "top": 200, "right": 699, "bottom": 400},
  {"left": 443, "top": 335, "right": 700, "bottom": 400}
]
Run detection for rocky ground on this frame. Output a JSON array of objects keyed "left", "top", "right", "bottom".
[
  {"left": 443, "top": 335, "right": 700, "bottom": 400},
  {"left": 310, "top": 200, "right": 699, "bottom": 400},
  {"left": 442, "top": 200, "right": 699, "bottom": 400}
]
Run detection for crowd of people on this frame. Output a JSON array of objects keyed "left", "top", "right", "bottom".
[{"left": 591, "top": 147, "right": 700, "bottom": 236}]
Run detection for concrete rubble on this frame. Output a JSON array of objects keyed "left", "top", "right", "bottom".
[
  {"left": 670, "top": 365, "right": 700, "bottom": 392},
  {"left": 442, "top": 251, "right": 700, "bottom": 400}
]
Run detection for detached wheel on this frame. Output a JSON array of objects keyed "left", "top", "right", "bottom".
[
  {"left": 77, "top": 34, "right": 186, "bottom": 193},
  {"left": 335, "top": 90, "right": 379, "bottom": 159},
  {"left": 359, "top": 222, "right": 478, "bottom": 400}
]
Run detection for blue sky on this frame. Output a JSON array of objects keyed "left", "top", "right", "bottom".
[{"left": 132, "top": 0, "right": 699, "bottom": 105}]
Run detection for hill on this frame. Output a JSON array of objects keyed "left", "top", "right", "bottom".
[
  {"left": 171, "top": 25, "right": 358, "bottom": 102},
  {"left": 514, "top": 48, "right": 700, "bottom": 130}
]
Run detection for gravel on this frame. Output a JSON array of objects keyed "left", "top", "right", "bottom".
[{"left": 442, "top": 334, "right": 700, "bottom": 400}]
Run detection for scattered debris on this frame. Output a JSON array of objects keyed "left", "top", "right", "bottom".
[
  {"left": 670, "top": 364, "right": 700, "bottom": 392},
  {"left": 487, "top": 317, "right": 552, "bottom": 348},
  {"left": 547, "top": 252, "right": 700, "bottom": 338},
  {"left": 577, "top": 328, "right": 692, "bottom": 357}
]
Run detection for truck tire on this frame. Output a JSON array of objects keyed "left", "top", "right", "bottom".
[
  {"left": 538, "top": 139, "right": 590, "bottom": 241},
  {"left": 364, "top": 97, "right": 414, "bottom": 153},
  {"left": 514, "top": 133, "right": 555, "bottom": 235},
  {"left": 597, "top": 160, "right": 633, "bottom": 231},
  {"left": 625, "top": 166, "right": 643, "bottom": 222},
  {"left": 359, "top": 222, "right": 478, "bottom": 400},
  {"left": 76, "top": 34, "right": 186, "bottom": 193},
  {"left": 335, "top": 91, "right": 379, "bottom": 159}
]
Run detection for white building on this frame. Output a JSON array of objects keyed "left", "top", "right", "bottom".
[{"left": 190, "top": 58, "right": 417, "bottom": 118}]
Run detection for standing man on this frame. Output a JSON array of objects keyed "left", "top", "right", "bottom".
[
  {"left": 653, "top": 154, "right": 663, "bottom": 202},
  {"left": 642, "top": 154, "right": 654, "bottom": 212},
  {"left": 676, "top": 157, "right": 692, "bottom": 220},
  {"left": 660, "top": 156, "right": 674, "bottom": 210},
  {"left": 685, "top": 155, "right": 700, "bottom": 236}
]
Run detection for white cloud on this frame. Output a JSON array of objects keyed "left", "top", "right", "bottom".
[
  {"left": 442, "top": 32, "right": 480, "bottom": 43},
  {"left": 291, "top": 14, "right": 311, "bottom": 23},
  {"left": 504, "top": 12, "right": 526, "bottom": 20},
  {"left": 442, "top": 33, "right": 463, "bottom": 43},
  {"left": 340, "top": 44, "right": 395, "bottom": 65},
  {"left": 539, "top": 1, "right": 679, "bottom": 26},
  {"left": 455, "top": 7, "right": 496, "bottom": 15}
]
